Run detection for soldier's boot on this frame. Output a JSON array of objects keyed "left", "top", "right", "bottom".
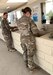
[
  {"left": 28, "top": 62, "right": 39, "bottom": 71},
  {"left": 8, "top": 47, "right": 17, "bottom": 52},
  {"left": 11, "top": 47, "right": 17, "bottom": 51}
]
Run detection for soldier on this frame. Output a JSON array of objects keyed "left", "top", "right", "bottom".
[
  {"left": 1, "top": 12, "right": 17, "bottom": 52},
  {"left": 17, "top": 7, "right": 46, "bottom": 71}
]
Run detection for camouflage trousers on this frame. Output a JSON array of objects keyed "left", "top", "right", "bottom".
[
  {"left": 3, "top": 33, "right": 13, "bottom": 49},
  {"left": 21, "top": 35, "right": 36, "bottom": 68}
]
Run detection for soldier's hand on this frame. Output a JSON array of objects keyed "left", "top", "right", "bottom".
[{"left": 11, "top": 28, "right": 18, "bottom": 32}]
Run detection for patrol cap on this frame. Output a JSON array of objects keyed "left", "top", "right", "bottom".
[{"left": 22, "top": 7, "right": 32, "bottom": 14}]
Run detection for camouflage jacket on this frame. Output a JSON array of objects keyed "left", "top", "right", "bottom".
[
  {"left": 17, "top": 15, "right": 39, "bottom": 37},
  {"left": 1, "top": 19, "right": 11, "bottom": 35}
]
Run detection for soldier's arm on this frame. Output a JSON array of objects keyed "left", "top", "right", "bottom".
[
  {"left": 1, "top": 20, "right": 11, "bottom": 31},
  {"left": 1, "top": 20, "right": 9, "bottom": 30},
  {"left": 4, "top": 20, "right": 18, "bottom": 31},
  {"left": 31, "top": 19, "right": 37, "bottom": 27},
  {"left": 4, "top": 20, "right": 16, "bottom": 31},
  {"left": 4, "top": 20, "right": 11, "bottom": 31},
  {"left": 30, "top": 19, "right": 46, "bottom": 36},
  {"left": 29, "top": 19, "right": 40, "bottom": 36}
]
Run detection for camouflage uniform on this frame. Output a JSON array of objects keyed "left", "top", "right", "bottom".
[
  {"left": 17, "top": 15, "right": 45, "bottom": 70},
  {"left": 1, "top": 19, "right": 13, "bottom": 50}
]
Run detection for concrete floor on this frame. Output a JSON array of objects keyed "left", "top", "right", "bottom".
[{"left": 0, "top": 39, "right": 50, "bottom": 75}]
